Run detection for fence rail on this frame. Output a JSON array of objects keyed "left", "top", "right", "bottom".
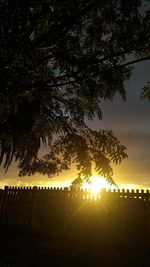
[{"left": 1, "top": 186, "right": 150, "bottom": 244}]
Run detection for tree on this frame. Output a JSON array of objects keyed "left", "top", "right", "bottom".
[{"left": 0, "top": 0, "right": 150, "bottom": 184}]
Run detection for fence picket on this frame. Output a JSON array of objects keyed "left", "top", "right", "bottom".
[{"left": 1, "top": 186, "right": 150, "bottom": 244}]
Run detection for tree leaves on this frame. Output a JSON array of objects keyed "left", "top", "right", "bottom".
[
  {"left": 0, "top": 0, "right": 149, "bottom": 184},
  {"left": 140, "top": 82, "right": 150, "bottom": 101},
  {"left": 18, "top": 127, "right": 127, "bottom": 184}
]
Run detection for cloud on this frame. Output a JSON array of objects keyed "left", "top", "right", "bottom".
[
  {"left": 112, "top": 131, "right": 150, "bottom": 187},
  {"left": 117, "top": 131, "right": 150, "bottom": 158}
]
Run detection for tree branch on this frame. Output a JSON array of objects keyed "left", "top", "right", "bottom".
[
  {"left": 120, "top": 56, "right": 150, "bottom": 68},
  {"left": 34, "top": 0, "right": 97, "bottom": 48}
]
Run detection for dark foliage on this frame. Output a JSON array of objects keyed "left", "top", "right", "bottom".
[{"left": 0, "top": 0, "right": 150, "bottom": 183}]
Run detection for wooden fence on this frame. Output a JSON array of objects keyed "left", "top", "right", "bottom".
[{"left": 1, "top": 186, "right": 150, "bottom": 245}]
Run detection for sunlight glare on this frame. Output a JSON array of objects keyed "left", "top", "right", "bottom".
[{"left": 81, "top": 175, "right": 115, "bottom": 194}]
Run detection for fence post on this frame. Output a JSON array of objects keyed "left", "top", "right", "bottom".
[
  {"left": 30, "top": 186, "right": 37, "bottom": 232},
  {"left": 146, "top": 190, "right": 150, "bottom": 243},
  {"left": 0, "top": 189, "right": 4, "bottom": 225}
]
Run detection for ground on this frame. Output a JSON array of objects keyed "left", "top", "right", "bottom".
[{"left": 0, "top": 228, "right": 150, "bottom": 267}]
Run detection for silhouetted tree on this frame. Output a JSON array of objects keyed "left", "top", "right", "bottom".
[{"left": 0, "top": 0, "right": 150, "bottom": 183}]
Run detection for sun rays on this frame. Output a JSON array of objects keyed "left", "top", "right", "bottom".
[{"left": 81, "top": 175, "right": 115, "bottom": 194}]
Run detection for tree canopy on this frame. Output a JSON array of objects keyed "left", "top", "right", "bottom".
[{"left": 0, "top": 0, "right": 150, "bottom": 184}]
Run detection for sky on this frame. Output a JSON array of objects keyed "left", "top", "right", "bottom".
[{"left": 0, "top": 60, "right": 150, "bottom": 189}]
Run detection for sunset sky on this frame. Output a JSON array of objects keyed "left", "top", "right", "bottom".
[{"left": 0, "top": 60, "right": 150, "bottom": 190}]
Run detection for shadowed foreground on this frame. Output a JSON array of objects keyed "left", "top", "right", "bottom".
[
  {"left": 0, "top": 228, "right": 150, "bottom": 267},
  {"left": 1, "top": 187, "right": 150, "bottom": 266}
]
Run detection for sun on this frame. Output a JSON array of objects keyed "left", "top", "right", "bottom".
[{"left": 81, "top": 175, "right": 115, "bottom": 194}]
